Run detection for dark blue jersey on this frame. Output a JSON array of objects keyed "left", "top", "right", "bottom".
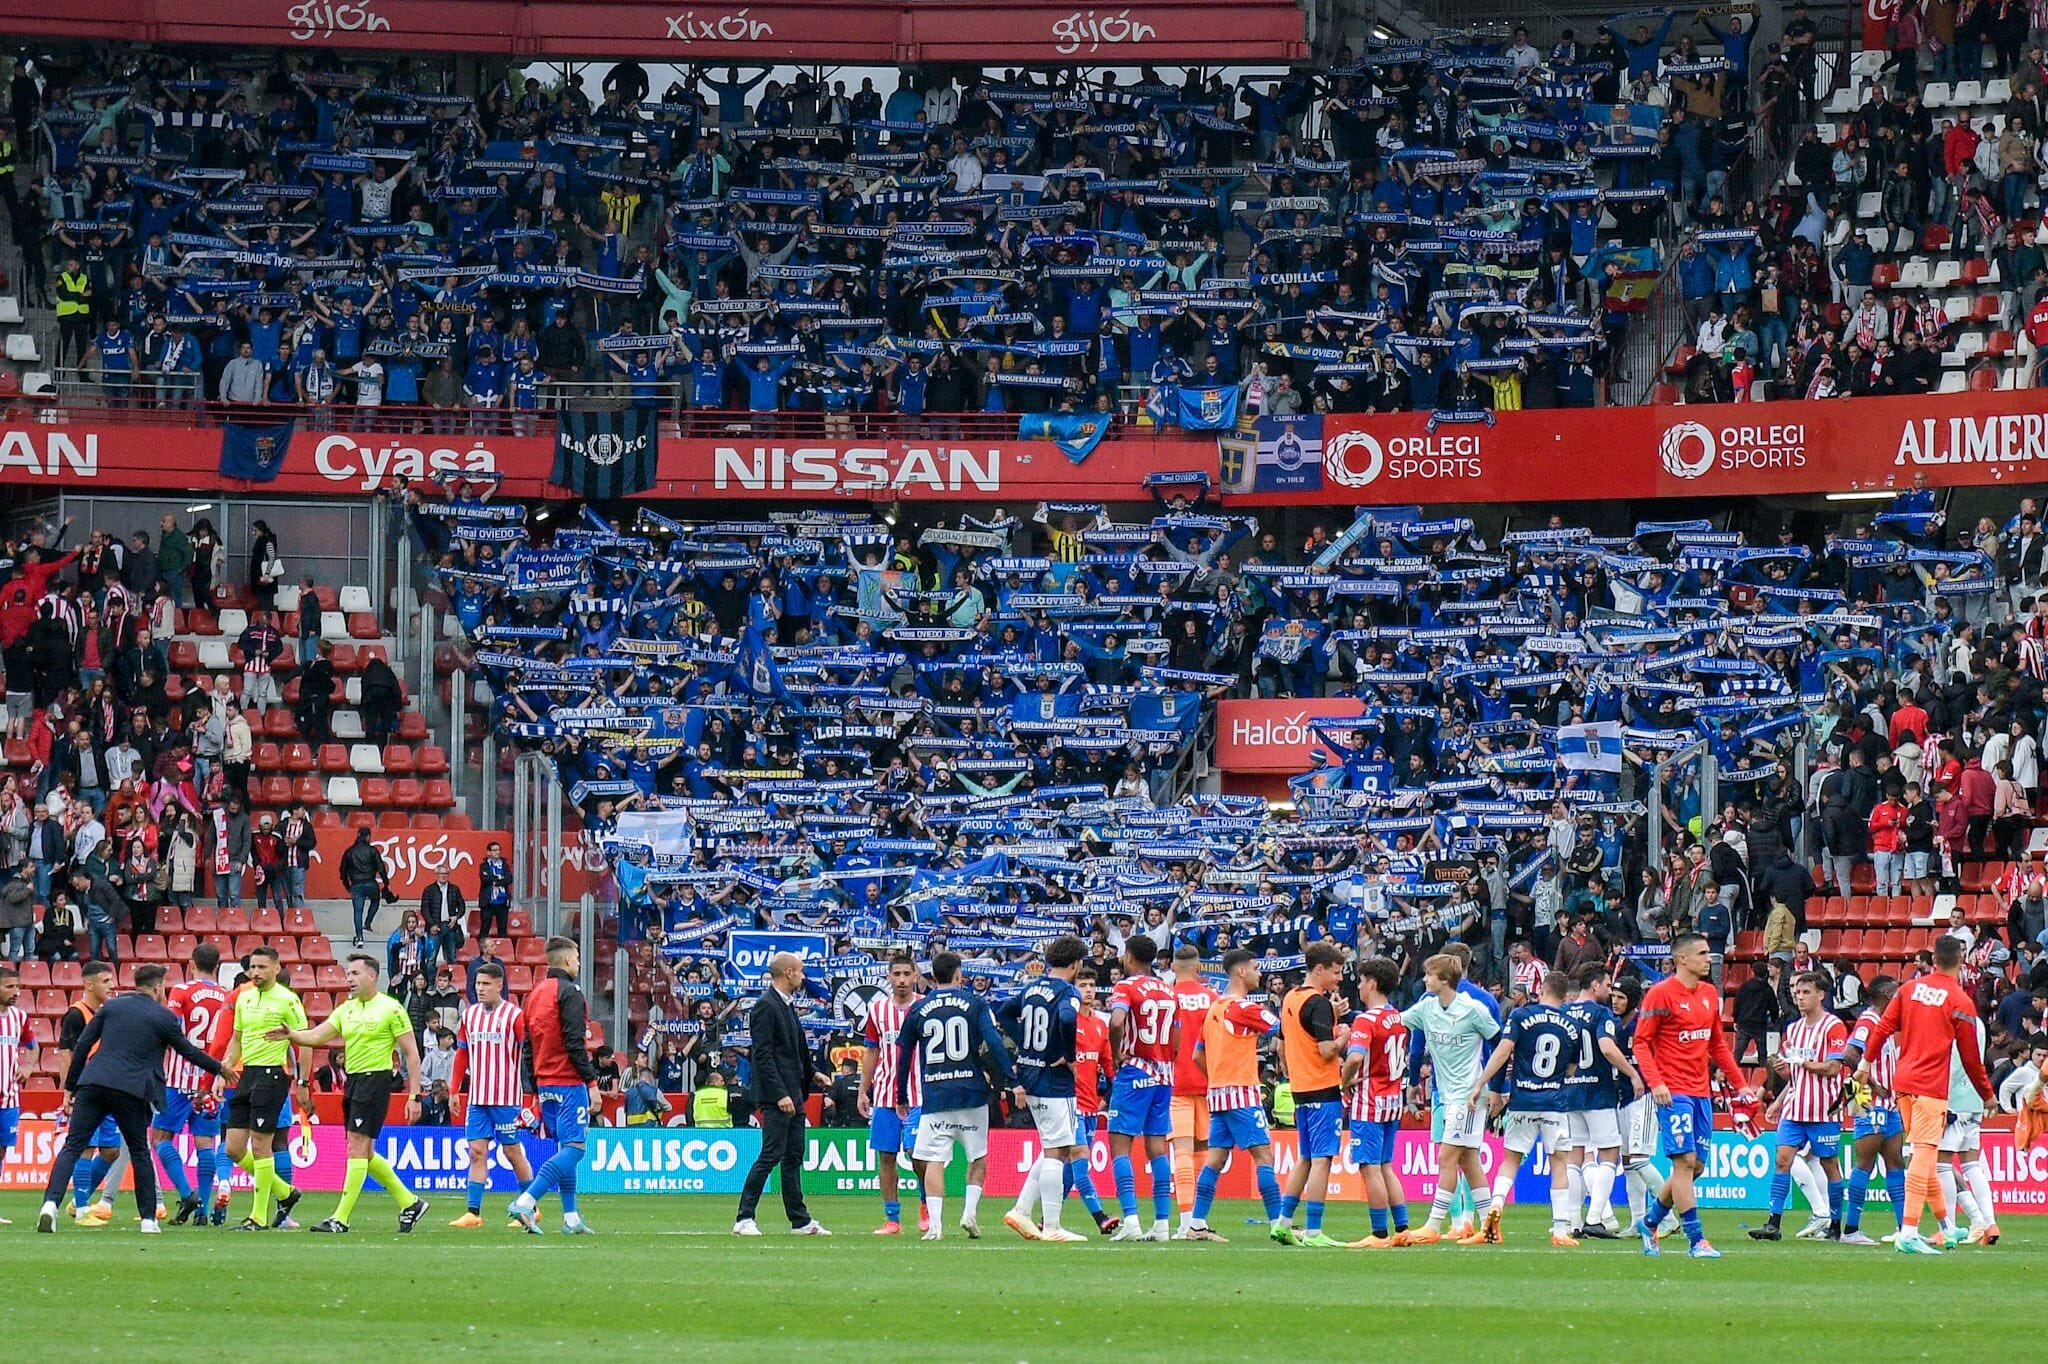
[
  {"left": 996, "top": 976, "right": 1079, "bottom": 1098},
  {"left": 1502, "top": 1002, "right": 1584, "bottom": 1112},
  {"left": 1561, "top": 998, "right": 1622, "bottom": 1109},
  {"left": 896, "top": 985, "right": 1013, "bottom": 1111}
]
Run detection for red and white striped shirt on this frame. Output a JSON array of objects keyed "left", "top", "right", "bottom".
[
  {"left": 0, "top": 1005, "right": 32, "bottom": 1106},
  {"left": 1778, "top": 1012, "right": 1849, "bottom": 1122},
  {"left": 863, "top": 993, "right": 923, "bottom": 1109},
  {"left": 1849, "top": 1006, "right": 1899, "bottom": 1103},
  {"left": 1112, "top": 974, "right": 1178, "bottom": 1085},
  {"left": 1510, "top": 956, "right": 1546, "bottom": 997},
  {"left": 1345, "top": 1004, "right": 1410, "bottom": 1124},
  {"left": 457, "top": 999, "right": 529, "bottom": 1107},
  {"left": 164, "top": 979, "right": 230, "bottom": 1093}
]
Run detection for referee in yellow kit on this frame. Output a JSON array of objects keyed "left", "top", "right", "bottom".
[{"left": 269, "top": 953, "right": 429, "bottom": 1234}]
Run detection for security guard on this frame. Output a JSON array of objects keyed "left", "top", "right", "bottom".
[{"left": 55, "top": 253, "right": 91, "bottom": 370}]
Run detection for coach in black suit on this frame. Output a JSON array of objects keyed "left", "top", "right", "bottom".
[
  {"left": 733, "top": 952, "right": 828, "bottom": 1236},
  {"left": 37, "top": 963, "right": 227, "bottom": 1233}
]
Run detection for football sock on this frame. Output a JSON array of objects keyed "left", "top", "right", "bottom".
[
  {"left": 73, "top": 1155, "right": 102, "bottom": 1210},
  {"left": 1068, "top": 1158, "right": 1103, "bottom": 1215},
  {"left": 962, "top": 1183, "right": 982, "bottom": 1225},
  {"left": 367, "top": 1153, "right": 418, "bottom": 1209},
  {"left": 336, "top": 1158, "right": 369, "bottom": 1223},
  {"left": 1425, "top": 1186, "right": 1452, "bottom": 1229},
  {"left": 926, "top": 1194, "right": 945, "bottom": 1230},
  {"left": 1278, "top": 1192, "right": 1300, "bottom": 1221},
  {"left": 1565, "top": 1161, "right": 1586, "bottom": 1226},
  {"left": 154, "top": 1141, "right": 192, "bottom": 1200},
  {"left": 1641, "top": 1194, "right": 1668, "bottom": 1232},
  {"left": 1549, "top": 1188, "right": 1574, "bottom": 1234},
  {"left": 1934, "top": 1163, "right": 1958, "bottom": 1232},
  {"left": 1469, "top": 1186, "right": 1494, "bottom": 1228},
  {"left": 1148, "top": 1155, "right": 1173, "bottom": 1223},
  {"left": 1951, "top": 1164, "right": 1981, "bottom": 1226},
  {"left": 1112, "top": 1154, "right": 1138, "bottom": 1218},
  {"left": 1885, "top": 1166, "right": 1907, "bottom": 1229},
  {"left": 1451, "top": 1174, "right": 1474, "bottom": 1224},
  {"left": 1490, "top": 1172, "right": 1513, "bottom": 1206},
  {"left": 194, "top": 1149, "right": 216, "bottom": 1211},
  {"left": 1389, "top": 1196, "right": 1409, "bottom": 1233},
  {"left": 1585, "top": 1160, "right": 1617, "bottom": 1225},
  {"left": 523, "top": 1147, "right": 571, "bottom": 1204},
  {"left": 1679, "top": 1208, "right": 1705, "bottom": 1246},
  {"left": 1767, "top": 1171, "right": 1792, "bottom": 1218},
  {"left": 1011, "top": 1165, "right": 1038, "bottom": 1220},
  {"left": 1826, "top": 1179, "right": 1843, "bottom": 1224},
  {"left": 1964, "top": 1159, "right": 1995, "bottom": 1227},
  {"left": 1036, "top": 1157, "right": 1065, "bottom": 1231},
  {"left": 883, "top": 1199, "right": 902, "bottom": 1222},
  {"left": 1843, "top": 1167, "right": 1871, "bottom": 1231},
  {"left": 1192, "top": 1166, "right": 1219, "bottom": 1223},
  {"left": 97, "top": 1148, "right": 128, "bottom": 1206},
  {"left": 1172, "top": 1141, "right": 1194, "bottom": 1214},
  {"left": 556, "top": 1161, "right": 578, "bottom": 1216},
  {"left": 273, "top": 1148, "right": 293, "bottom": 1188},
  {"left": 1303, "top": 1200, "right": 1324, "bottom": 1234},
  {"left": 1369, "top": 1204, "right": 1389, "bottom": 1238},
  {"left": 467, "top": 1177, "right": 486, "bottom": 1214},
  {"left": 1256, "top": 1165, "right": 1283, "bottom": 1222},
  {"left": 1790, "top": 1157, "right": 1824, "bottom": 1215}
]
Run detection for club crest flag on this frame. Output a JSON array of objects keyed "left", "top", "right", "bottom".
[
  {"left": 553, "top": 407, "right": 658, "bottom": 499},
  {"left": 219, "top": 420, "right": 296, "bottom": 482},
  {"left": 1556, "top": 719, "right": 1624, "bottom": 772},
  {"left": 1175, "top": 384, "right": 1241, "bottom": 431},
  {"left": 1221, "top": 414, "right": 1324, "bottom": 494},
  {"left": 1019, "top": 411, "right": 1112, "bottom": 463}
]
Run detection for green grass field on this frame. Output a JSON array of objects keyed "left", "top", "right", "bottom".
[{"left": 3, "top": 1194, "right": 2032, "bottom": 1359}]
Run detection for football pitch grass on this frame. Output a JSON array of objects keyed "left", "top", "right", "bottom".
[{"left": 3, "top": 1194, "right": 2035, "bottom": 1359}]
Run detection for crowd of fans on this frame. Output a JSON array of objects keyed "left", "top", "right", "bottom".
[
  {"left": 0, "top": 11, "right": 1825, "bottom": 428},
  {"left": 399, "top": 463, "right": 2048, "bottom": 1107}
]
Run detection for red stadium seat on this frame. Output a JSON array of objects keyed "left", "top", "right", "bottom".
[
  {"left": 347, "top": 612, "right": 381, "bottom": 640},
  {"left": 398, "top": 712, "right": 429, "bottom": 741},
  {"left": 382, "top": 745, "right": 416, "bottom": 776},
  {"left": 15, "top": 960, "right": 49, "bottom": 987},
  {"left": 316, "top": 964, "right": 349, "bottom": 990},
  {"left": 318, "top": 743, "right": 350, "bottom": 773},
  {"left": 329, "top": 644, "right": 361, "bottom": 673},
  {"left": 302, "top": 991, "right": 334, "bottom": 1020},
  {"left": 264, "top": 709, "right": 297, "bottom": 738},
  {"left": 314, "top": 809, "right": 343, "bottom": 829},
  {"left": 416, "top": 745, "right": 449, "bottom": 776},
  {"left": 293, "top": 776, "right": 326, "bottom": 806},
  {"left": 346, "top": 812, "right": 376, "bottom": 830},
  {"left": 259, "top": 775, "right": 293, "bottom": 807},
  {"left": 185, "top": 608, "right": 221, "bottom": 636},
  {"left": 253, "top": 742, "right": 283, "bottom": 772},
  {"left": 134, "top": 933, "right": 168, "bottom": 960},
  {"left": 301, "top": 937, "right": 337, "bottom": 966},
  {"left": 156, "top": 907, "right": 183, "bottom": 933},
  {"left": 443, "top": 813, "right": 474, "bottom": 831},
  {"left": 216, "top": 908, "right": 251, "bottom": 933},
  {"left": 411, "top": 813, "right": 442, "bottom": 830},
  {"left": 283, "top": 742, "right": 316, "bottom": 772},
  {"left": 378, "top": 811, "right": 410, "bottom": 829},
  {"left": 390, "top": 778, "right": 425, "bottom": 807},
  {"left": 168, "top": 640, "right": 202, "bottom": 673},
  {"left": 252, "top": 908, "right": 282, "bottom": 934},
  {"left": 182, "top": 908, "right": 216, "bottom": 934}
]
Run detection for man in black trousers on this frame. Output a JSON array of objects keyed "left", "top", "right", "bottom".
[
  {"left": 733, "top": 952, "right": 830, "bottom": 1237},
  {"left": 37, "top": 963, "right": 229, "bottom": 1235}
]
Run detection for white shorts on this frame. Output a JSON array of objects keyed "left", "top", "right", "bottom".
[
  {"left": 1938, "top": 1111, "right": 1983, "bottom": 1154},
  {"left": 912, "top": 1107, "right": 990, "bottom": 1164},
  {"left": 1503, "top": 1111, "right": 1570, "bottom": 1157},
  {"left": 1568, "top": 1106, "right": 1623, "bottom": 1152},
  {"left": 1025, "top": 1095, "right": 1079, "bottom": 1149},
  {"left": 1622, "top": 1097, "right": 1657, "bottom": 1159},
  {"left": 1440, "top": 1099, "right": 1488, "bottom": 1150}
]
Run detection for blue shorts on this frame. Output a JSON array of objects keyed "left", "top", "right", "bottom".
[
  {"left": 1657, "top": 1094, "right": 1716, "bottom": 1160},
  {"left": 1775, "top": 1118, "right": 1843, "bottom": 1158},
  {"left": 1207, "top": 1106, "right": 1271, "bottom": 1150},
  {"left": 465, "top": 1103, "right": 525, "bottom": 1144},
  {"left": 153, "top": 1090, "right": 220, "bottom": 1140},
  {"left": 538, "top": 1084, "right": 589, "bottom": 1147},
  {"left": 869, "top": 1104, "right": 922, "bottom": 1156},
  {"left": 1106, "top": 1075, "right": 1172, "bottom": 1138},
  {"left": 1296, "top": 1101, "right": 1342, "bottom": 1161},
  {"left": 89, "top": 1114, "right": 121, "bottom": 1148},
  {"left": 1350, "top": 1117, "right": 1401, "bottom": 1167},
  {"left": 0, "top": 1105, "right": 17, "bottom": 1149},
  {"left": 1854, "top": 1104, "right": 1904, "bottom": 1141},
  {"left": 1078, "top": 1112, "right": 1098, "bottom": 1145}
]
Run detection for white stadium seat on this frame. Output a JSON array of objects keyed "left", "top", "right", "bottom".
[
  {"left": 325, "top": 776, "right": 361, "bottom": 807},
  {"left": 349, "top": 743, "right": 385, "bottom": 774}
]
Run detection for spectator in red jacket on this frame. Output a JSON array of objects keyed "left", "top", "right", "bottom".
[
  {"left": 1959, "top": 756, "right": 1998, "bottom": 857},
  {"left": 0, "top": 547, "right": 79, "bottom": 646},
  {"left": 1868, "top": 794, "right": 1908, "bottom": 898}
]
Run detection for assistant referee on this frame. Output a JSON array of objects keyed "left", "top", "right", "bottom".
[
  {"left": 37, "top": 964, "right": 226, "bottom": 1234},
  {"left": 271, "top": 953, "right": 428, "bottom": 1234}
]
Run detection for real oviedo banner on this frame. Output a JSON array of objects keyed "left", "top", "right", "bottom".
[{"left": 1225, "top": 389, "right": 2048, "bottom": 507}]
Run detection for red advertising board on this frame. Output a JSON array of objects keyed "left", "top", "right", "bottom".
[
  {"left": 1228, "top": 389, "right": 2048, "bottom": 507},
  {"left": 0, "top": 422, "right": 1213, "bottom": 504},
  {"left": 304, "top": 825, "right": 604, "bottom": 901},
  {"left": 0, "top": 0, "right": 1306, "bottom": 59},
  {"left": 13, "top": 388, "right": 2048, "bottom": 504},
  {"left": 1212, "top": 698, "right": 1366, "bottom": 773}
]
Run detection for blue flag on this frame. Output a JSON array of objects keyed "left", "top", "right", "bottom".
[
  {"left": 1175, "top": 385, "right": 1240, "bottom": 431},
  {"left": 219, "top": 420, "right": 296, "bottom": 482},
  {"left": 737, "top": 623, "right": 784, "bottom": 699},
  {"left": 1019, "top": 411, "right": 1112, "bottom": 464}
]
